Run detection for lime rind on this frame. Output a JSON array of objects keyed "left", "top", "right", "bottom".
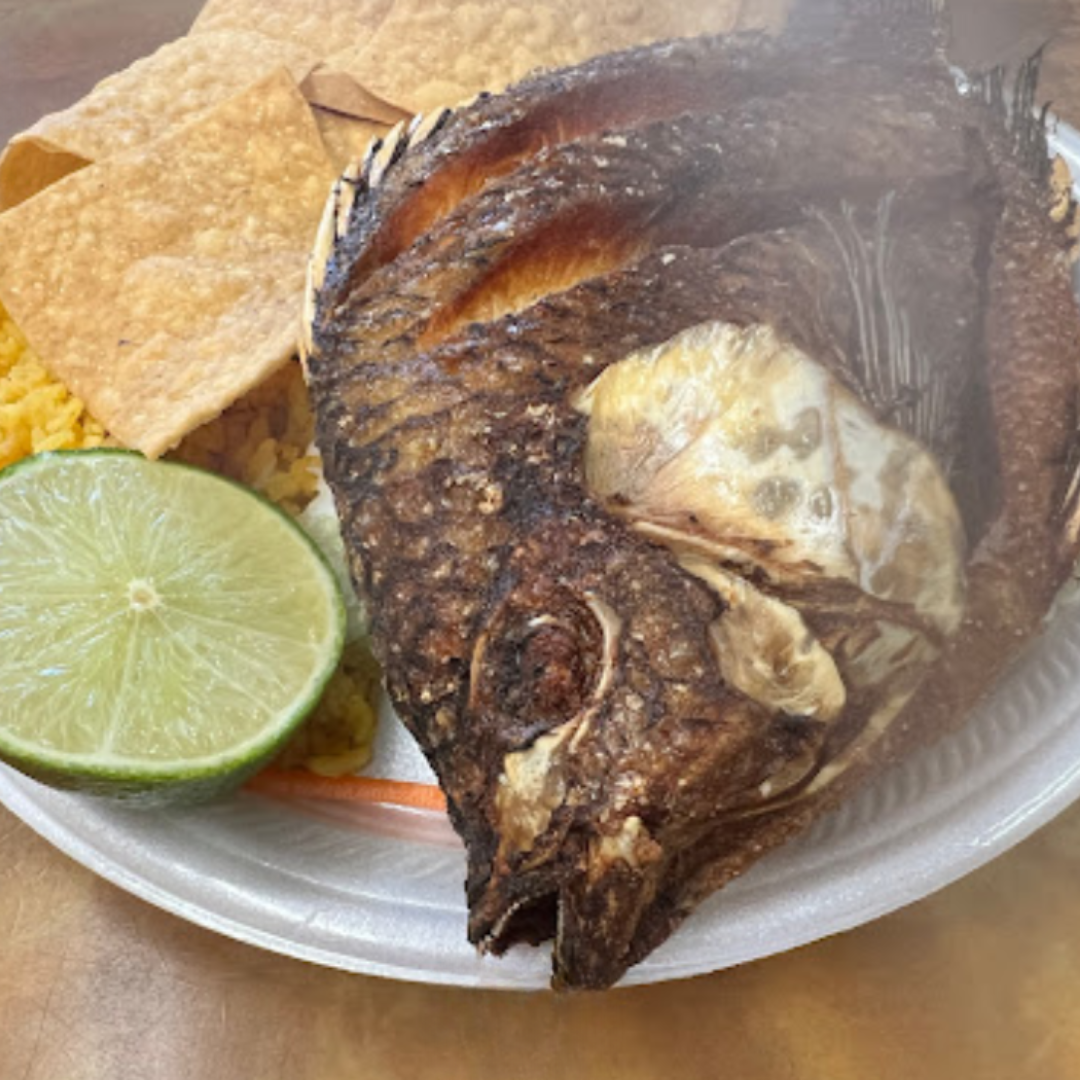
[{"left": 0, "top": 449, "right": 346, "bottom": 805}]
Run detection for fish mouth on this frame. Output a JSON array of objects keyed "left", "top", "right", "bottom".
[
  {"left": 474, "top": 887, "right": 560, "bottom": 956},
  {"left": 474, "top": 888, "right": 624, "bottom": 994},
  {"left": 468, "top": 821, "right": 654, "bottom": 989}
]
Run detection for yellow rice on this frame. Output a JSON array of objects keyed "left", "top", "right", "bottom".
[
  {"left": 0, "top": 307, "right": 107, "bottom": 467},
  {"left": 275, "top": 639, "right": 382, "bottom": 776},
  {"left": 0, "top": 300, "right": 379, "bottom": 777},
  {"left": 167, "top": 359, "right": 321, "bottom": 518}
]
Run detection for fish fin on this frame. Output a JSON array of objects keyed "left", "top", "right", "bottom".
[
  {"left": 302, "top": 107, "right": 459, "bottom": 361},
  {"left": 811, "top": 196, "right": 955, "bottom": 468},
  {"left": 965, "top": 44, "right": 1053, "bottom": 184},
  {"left": 1062, "top": 444, "right": 1080, "bottom": 544}
]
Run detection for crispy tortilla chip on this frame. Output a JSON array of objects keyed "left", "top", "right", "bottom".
[
  {"left": 325, "top": 0, "right": 793, "bottom": 113},
  {"left": 301, "top": 67, "right": 413, "bottom": 126},
  {"left": 0, "top": 145, "right": 88, "bottom": 213},
  {"left": 191, "top": 0, "right": 395, "bottom": 57},
  {"left": 0, "top": 31, "right": 319, "bottom": 211},
  {"left": 302, "top": 64, "right": 406, "bottom": 173},
  {"left": 314, "top": 111, "right": 392, "bottom": 174},
  {"left": 0, "top": 69, "right": 336, "bottom": 459},
  {"left": 736, "top": 0, "right": 794, "bottom": 30}
]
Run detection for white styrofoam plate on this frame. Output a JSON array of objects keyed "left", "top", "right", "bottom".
[{"left": 3, "top": 127, "right": 1080, "bottom": 992}]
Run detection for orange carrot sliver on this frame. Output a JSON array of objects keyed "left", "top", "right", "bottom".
[{"left": 246, "top": 766, "right": 447, "bottom": 813}]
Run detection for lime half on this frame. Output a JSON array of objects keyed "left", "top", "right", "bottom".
[{"left": 0, "top": 450, "right": 345, "bottom": 806}]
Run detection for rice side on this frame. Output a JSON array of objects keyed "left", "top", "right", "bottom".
[{"left": 0, "top": 305, "right": 107, "bottom": 467}]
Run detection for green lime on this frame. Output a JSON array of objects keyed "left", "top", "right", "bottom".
[{"left": 0, "top": 449, "right": 345, "bottom": 806}]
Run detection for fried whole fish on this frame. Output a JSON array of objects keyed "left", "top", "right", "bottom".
[{"left": 303, "top": 3, "right": 1080, "bottom": 988}]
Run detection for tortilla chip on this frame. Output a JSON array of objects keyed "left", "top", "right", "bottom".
[
  {"left": 301, "top": 67, "right": 413, "bottom": 126},
  {"left": 191, "top": 0, "right": 395, "bottom": 58},
  {"left": 0, "top": 69, "right": 336, "bottom": 459},
  {"left": 325, "top": 0, "right": 793, "bottom": 114},
  {"left": 314, "top": 111, "right": 392, "bottom": 174},
  {"left": 0, "top": 31, "right": 319, "bottom": 210},
  {"left": 734, "top": 0, "right": 794, "bottom": 30},
  {"left": 302, "top": 64, "right": 407, "bottom": 173},
  {"left": 0, "top": 145, "right": 88, "bottom": 213}
]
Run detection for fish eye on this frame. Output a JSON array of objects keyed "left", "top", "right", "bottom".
[{"left": 470, "top": 587, "right": 606, "bottom": 740}]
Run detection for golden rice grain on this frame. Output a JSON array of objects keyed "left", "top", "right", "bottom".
[
  {"left": 0, "top": 304, "right": 107, "bottom": 468},
  {"left": 169, "top": 359, "right": 321, "bottom": 517},
  {"left": 275, "top": 640, "right": 382, "bottom": 776}
]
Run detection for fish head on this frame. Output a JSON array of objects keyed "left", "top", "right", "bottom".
[
  {"left": 466, "top": 316, "right": 968, "bottom": 985},
  {"left": 465, "top": 514, "right": 835, "bottom": 973}
]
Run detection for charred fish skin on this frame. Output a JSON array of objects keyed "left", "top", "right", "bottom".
[
  {"left": 305, "top": 4, "right": 1080, "bottom": 989},
  {"left": 314, "top": 3, "right": 964, "bottom": 310}
]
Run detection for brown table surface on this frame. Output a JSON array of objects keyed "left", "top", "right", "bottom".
[{"left": 4, "top": 2, "right": 1080, "bottom": 1077}]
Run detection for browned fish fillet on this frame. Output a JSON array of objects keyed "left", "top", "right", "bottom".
[{"left": 304, "top": 5, "right": 1080, "bottom": 988}]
